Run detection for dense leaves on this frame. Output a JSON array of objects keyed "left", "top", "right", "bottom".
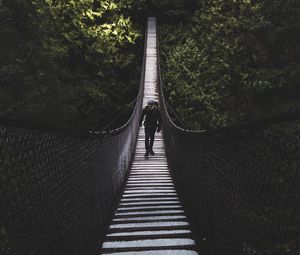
[
  {"left": 0, "top": 0, "right": 141, "bottom": 129},
  {"left": 0, "top": 2, "right": 299, "bottom": 254},
  {"left": 159, "top": 0, "right": 300, "bottom": 129},
  {"left": 1, "top": 0, "right": 299, "bottom": 129}
]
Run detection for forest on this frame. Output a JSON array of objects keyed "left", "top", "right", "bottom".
[
  {"left": 1, "top": 1, "right": 299, "bottom": 255},
  {"left": 0, "top": 0, "right": 299, "bottom": 130}
]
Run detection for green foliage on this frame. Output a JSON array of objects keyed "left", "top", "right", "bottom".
[
  {"left": 1, "top": 0, "right": 299, "bottom": 130},
  {"left": 160, "top": 0, "right": 300, "bottom": 129},
  {"left": 0, "top": 0, "right": 141, "bottom": 129}
]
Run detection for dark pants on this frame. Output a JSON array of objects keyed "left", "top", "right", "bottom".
[{"left": 145, "top": 127, "right": 156, "bottom": 152}]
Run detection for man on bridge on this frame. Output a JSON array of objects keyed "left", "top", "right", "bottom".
[{"left": 139, "top": 99, "right": 161, "bottom": 159}]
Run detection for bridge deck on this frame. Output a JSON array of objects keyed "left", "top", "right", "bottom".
[{"left": 100, "top": 17, "right": 199, "bottom": 255}]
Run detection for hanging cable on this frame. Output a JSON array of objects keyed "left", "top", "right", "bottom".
[
  {"left": 101, "top": 98, "right": 137, "bottom": 131},
  {"left": 165, "top": 101, "right": 188, "bottom": 129}
]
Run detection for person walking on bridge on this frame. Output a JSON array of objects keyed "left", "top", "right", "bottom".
[{"left": 139, "top": 99, "right": 161, "bottom": 159}]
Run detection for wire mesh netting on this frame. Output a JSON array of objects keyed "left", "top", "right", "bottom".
[
  {"left": 0, "top": 30, "right": 147, "bottom": 255},
  {"left": 157, "top": 21, "right": 300, "bottom": 255}
]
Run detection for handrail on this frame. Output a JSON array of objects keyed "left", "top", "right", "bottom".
[
  {"left": 157, "top": 18, "right": 299, "bottom": 255},
  {"left": 0, "top": 19, "right": 148, "bottom": 255}
]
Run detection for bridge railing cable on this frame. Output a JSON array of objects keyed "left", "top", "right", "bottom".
[
  {"left": 157, "top": 20, "right": 300, "bottom": 255},
  {"left": 0, "top": 24, "right": 147, "bottom": 255}
]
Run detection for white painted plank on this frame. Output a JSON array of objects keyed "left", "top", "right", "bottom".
[
  {"left": 110, "top": 221, "right": 189, "bottom": 229},
  {"left": 121, "top": 197, "right": 179, "bottom": 202},
  {"left": 117, "top": 205, "right": 182, "bottom": 211},
  {"left": 119, "top": 201, "right": 180, "bottom": 206},
  {"left": 102, "top": 238, "right": 195, "bottom": 248},
  {"left": 115, "top": 210, "right": 184, "bottom": 216},
  {"left": 101, "top": 250, "right": 198, "bottom": 255},
  {"left": 113, "top": 215, "right": 186, "bottom": 222},
  {"left": 107, "top": 229, "right": 191, "bottom": 237}
]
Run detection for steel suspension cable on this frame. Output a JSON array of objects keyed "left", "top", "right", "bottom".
[
  {"left": 156, "top": 19, "right": 300, "bottom": 255},
  {"left": 0, "top": 23, "right": 148, "bottom": 255}
]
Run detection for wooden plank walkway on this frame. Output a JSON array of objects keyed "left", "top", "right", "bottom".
[{"left": 100, "top": 17, "right": 199, "bottom": 255}]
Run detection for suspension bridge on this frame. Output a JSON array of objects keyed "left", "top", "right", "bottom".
[{"left": 0, "top": 18, "right": 299, "bottom": 255}]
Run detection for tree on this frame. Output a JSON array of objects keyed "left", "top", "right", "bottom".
[
  {"left": 159, "top": 0, "right": 300, "bottom": 129},
  {"left": 0, "top": 0, "right": 141, "bottom": 129}
]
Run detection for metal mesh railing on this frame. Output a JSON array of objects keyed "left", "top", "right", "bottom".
[
  {"left": 0, "top": 28, "right": 147, "bottom": 255},
  {"left": 157, "top": 22, "right": 300, "bottom": 255}
]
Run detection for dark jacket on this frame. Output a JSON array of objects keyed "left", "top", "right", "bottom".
[{"left": 139, "top": 105, "right": 161, "bottom": 130}]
